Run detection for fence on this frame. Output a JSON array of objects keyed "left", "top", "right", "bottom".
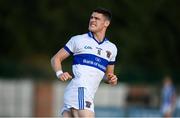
[
  {"left": 0, "top": 79, "right": 179, "bottom": 117},
  {"left": 0, "top": 79, "right": 33, "bottom": 116}
]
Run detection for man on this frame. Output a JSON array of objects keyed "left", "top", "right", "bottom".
[
  {"left": 161, "top": 75, "right": 176, "bottom": 118},
  {"left": 51, "top": 7, "right": 118, "bottom": 117}
]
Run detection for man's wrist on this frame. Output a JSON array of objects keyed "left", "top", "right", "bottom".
[
  {"left": 103, "top": 75, "right": 109, "bottom": 84},
  {"left": 103, "top": 75, "right": 108, "bottom": 80},
  {"left": 56, "top": 70, "right": 63, "bottom": 77}
]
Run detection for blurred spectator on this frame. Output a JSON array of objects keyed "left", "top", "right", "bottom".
[
  {"left": 160, "top": 75, "right": 176, "bottom": 118},
  {"left": 176, "top": 96, "right": 180, "bottom": 108}
]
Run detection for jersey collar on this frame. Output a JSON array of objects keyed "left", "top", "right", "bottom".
[{"left": 88, "top": 32, "right": 108, "bottom": 45}]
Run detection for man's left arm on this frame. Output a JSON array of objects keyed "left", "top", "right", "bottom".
[{"left": 104, "top": 65, "right": 118, "bottom": 86}]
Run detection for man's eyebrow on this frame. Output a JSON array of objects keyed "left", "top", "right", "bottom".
[{"left": 90, "top": 16, "right": 100, "bottom": 19}]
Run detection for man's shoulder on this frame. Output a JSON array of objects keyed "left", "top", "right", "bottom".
[
  {"left": 105, "top": 40, "right": 117, "bottom": 50},
  {"left": 70, "top": 33, "right": 88, "bottom": 40}
]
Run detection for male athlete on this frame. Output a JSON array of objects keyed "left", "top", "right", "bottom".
[{"left": 51, "top": 7, "right": 118, "bottom": 117}]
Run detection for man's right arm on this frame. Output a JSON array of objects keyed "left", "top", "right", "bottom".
[{"left": 51, "top": 48, "right": 72, "bottom": 81}]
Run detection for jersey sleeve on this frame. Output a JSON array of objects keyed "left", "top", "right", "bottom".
[
  {"left": 63, "top": 36, "right": 77, "bottom": 55},
  {"left": 108, "top": 45, "right": 117, "bottom": 65}
]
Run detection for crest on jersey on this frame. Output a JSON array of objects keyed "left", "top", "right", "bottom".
[
  {"left": 96, "top": 47, "right": 102, "bottom": 55},
  {"left": 85, "top": 101, "right": 92, "bottom": 108},
  {"left": 106, "top": 51, "right": 111, "bottom": 58}
]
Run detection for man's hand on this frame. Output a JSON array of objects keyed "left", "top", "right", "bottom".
[
  {"left": 107, "top": 73, "right": 118, "bottom": 86},
  {"left": 58, "top": 72, "right": 72, "bottom": 81}
]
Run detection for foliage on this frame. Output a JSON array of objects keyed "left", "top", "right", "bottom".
[{"left": 0, "top": 0, "right": 179, "bottom": 83}]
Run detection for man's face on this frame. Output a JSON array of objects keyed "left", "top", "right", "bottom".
[{"left": 88, "top": 12, "right": 109, "bottom": 33}]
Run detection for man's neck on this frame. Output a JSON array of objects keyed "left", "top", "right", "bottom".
[{"left": 93, "top": 31, "right": 106, "bottom": 42}]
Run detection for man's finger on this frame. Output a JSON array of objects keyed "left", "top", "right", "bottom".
[
  {"left": 63, "top": 73, "right": 69, "bottom": 80},
  {"left": 111, "top": 76, "right": 117, "bottom": 81},
  {"left": 60, "top": 74, "right": 67, "bottom": 81},
  {"left": 68, "top": 75, "right": 72, "bottom": 79},
  {"left": 64, "top": 72, "right": 72, "bottom": 79}
]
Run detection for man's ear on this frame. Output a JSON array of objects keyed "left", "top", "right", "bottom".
[{"left": 105, "top": 20, "right": 110, "bottom": 27}]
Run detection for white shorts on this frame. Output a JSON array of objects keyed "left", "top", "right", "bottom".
[
  {"left": 161, "top": 104, "right": 173, "bottom": 114},
  {"left": 60, "top": 87, "right": 94, "bottom": 115}
]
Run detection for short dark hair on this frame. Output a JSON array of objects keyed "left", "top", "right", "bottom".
[{"left": 93, "top": 7, "right": 112, "bottom": 21}]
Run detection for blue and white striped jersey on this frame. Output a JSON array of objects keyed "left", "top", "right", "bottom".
[
  {"left": 63, "top": 32, "right": 117, "bottom": 99},
  {"left": 162, "top": 85, "right": 175, "bottom": 105}
]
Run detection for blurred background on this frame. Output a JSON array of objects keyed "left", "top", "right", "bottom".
[{"left": 0, "top": 0, "right": 180, "bottom": 117}]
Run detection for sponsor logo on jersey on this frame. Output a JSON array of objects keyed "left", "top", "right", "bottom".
[
  {"left": 84, "top": 46, "right": 92, "bottom": 49},
  {"left": 95, "top": 57, "right": 101, "bottom": 62}
]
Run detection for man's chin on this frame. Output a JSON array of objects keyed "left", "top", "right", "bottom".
[{"left": 88, "top": 28, "right": 96, "bottom": 33}]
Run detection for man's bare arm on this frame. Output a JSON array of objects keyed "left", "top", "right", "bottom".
[
  {"left": 104, "top": 65, "right": 118, "bottom": 86},
  {"left": 51, "top": 48, "right": 72, "bottom": 81}
]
